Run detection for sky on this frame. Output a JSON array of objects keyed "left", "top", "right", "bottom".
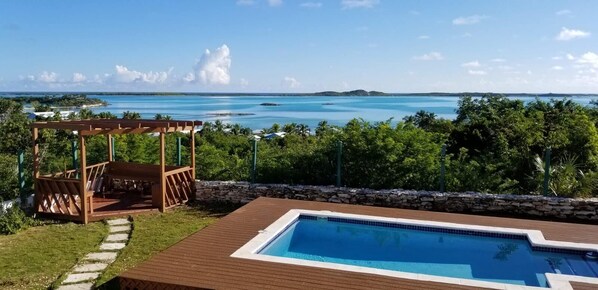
[{"left": 0, "top": 0, "right": 597, "bottom": 93}]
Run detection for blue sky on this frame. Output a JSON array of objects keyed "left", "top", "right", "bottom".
[{"left": 0, "top": 0, "right": 597, "bottom": 93}]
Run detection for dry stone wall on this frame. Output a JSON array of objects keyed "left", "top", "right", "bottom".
[{"left": 196, "top": 181, "right": 598, "bottom": 221}]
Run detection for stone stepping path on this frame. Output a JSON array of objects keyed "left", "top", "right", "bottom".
[{"left": 56, "top": 218, "right": 132, "bottom": 290}]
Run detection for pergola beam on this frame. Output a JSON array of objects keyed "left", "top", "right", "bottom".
[{"left": 32, "top": 119, "right": 202, "bottom": 136}]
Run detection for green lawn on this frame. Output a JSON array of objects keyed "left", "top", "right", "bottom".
[
  {"left": 0, "top": 205, "right": 222, "bottom": 290},
  {"left": 0, "top": 221, "right": 107, "bottom": 290},
  {"left": 95, "top": 206, "right": 218, "bottom": 287}
]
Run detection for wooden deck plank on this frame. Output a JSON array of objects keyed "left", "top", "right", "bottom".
[{"left": 119, "top": 197, "right": 598, "bottom": 290}]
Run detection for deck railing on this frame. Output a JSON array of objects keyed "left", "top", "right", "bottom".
[
  {"left": 35, "top": 177, "right": 82, "bottom": 220},
  {"left": 164, "top": 166, "right": 194, "bottom": 208}
]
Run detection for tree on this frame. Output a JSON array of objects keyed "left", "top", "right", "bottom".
[
  {"left": 122, "top": 111, "right": 141, "bottom": 119},
  {"left": 97, "top": 111, "right": 117, "bottom": 119},
  {"left": 0, "top": 100, "right": 31, "bottom": 155},
  {"left": 154, "top": 113, "right": 172, "bottom": 120},
  {"left": 78, "top": 108, "right": 95, "bottom": 119}
]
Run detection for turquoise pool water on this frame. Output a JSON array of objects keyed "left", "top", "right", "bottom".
[{"left": 259, "top": 216, "right": 598, "bottom": 287}]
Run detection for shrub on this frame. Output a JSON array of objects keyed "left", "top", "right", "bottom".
[{"left": 0, "top": 205, "right": 31, "bottom": 235}]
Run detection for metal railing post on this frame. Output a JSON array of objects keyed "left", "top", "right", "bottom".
[
  {"left": 251, "top": 139, "right": 257, "bottom": 184},
  {"left": 543, "top": 147, "right": 552, "bottom": 196},
  {"left": 336, "top": 141, "right": 342, "bottom": 187},
  {"left": 18, "top": 151, "right": 26, "bottom": 205},
  {"left": 440, "top": 144, "right": 446, "bottom": 193},
  {"left": 71, "top": 140, "right": 79, "bottom": 178},
  {"left": 111, "top": 137, "right": 116, "bottom": 161},
  {"left": 176, "top": 137, "right": 182, "bottom": 166}
]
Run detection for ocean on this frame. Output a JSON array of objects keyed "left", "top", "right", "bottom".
[{"left": 88, "top": 94, "right": 598, "bottom": 130}]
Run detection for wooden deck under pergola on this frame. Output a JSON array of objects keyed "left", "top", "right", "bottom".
[{"left": 31, "top": 119, "right": 201, "bottom": 224}]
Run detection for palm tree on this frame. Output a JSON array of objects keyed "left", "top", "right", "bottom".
[
  {"left": 154, "top": 113, "right": 172, "bottom": 120},
  {"left": 122, "top": 111, "right": 141, "bottom": 120},
  {"left": 296, "top": 123, "right": 310, "bottom": 137},
  {"left": 532, "top": 154, "right": 597, "bottom": 197},
  {"left": 214, "top": 120, "right": 225, "bottom": 132},
  {"left": 283, "top": 123, "right": 298, "bottom": 134}
]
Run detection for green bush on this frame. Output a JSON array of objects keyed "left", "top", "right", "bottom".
[{"left": 0, "top": 206, "right": 31, "bottom": 235}]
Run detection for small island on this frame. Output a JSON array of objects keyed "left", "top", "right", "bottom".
[
  {"left": 322, "top": 103, "right": 335, "bottom": 105},
  {"left": 206, "top": 112, "right": 256, "bottom": 116},
  {"left": 260, "top": 102, "right": 281, "bottom": 106},
  {"left": 12, "top": 94, "right": 107, "bottom": 109},
  {"left": 313, "top": 90, "right": 387, "bottom": 96}
]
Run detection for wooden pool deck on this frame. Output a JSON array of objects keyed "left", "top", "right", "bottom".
[{"left": 118, "top": 197, "right": 598, "bottom": 290}]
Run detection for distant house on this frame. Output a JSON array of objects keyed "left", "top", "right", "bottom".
[
  {"left": 263, "top": 132, "right": 286, "bottom": 139},
  {"left": 27, "top": 111, "right": 74, "bottom": 120}
]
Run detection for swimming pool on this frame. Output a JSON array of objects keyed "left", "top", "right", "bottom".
[{"left": 232, "top": 210, "right": 598, "bottom": 290}]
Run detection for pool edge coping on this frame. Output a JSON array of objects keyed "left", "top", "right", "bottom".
[{"left": 230, "top": 209, "right": 598, "bottom": 290}]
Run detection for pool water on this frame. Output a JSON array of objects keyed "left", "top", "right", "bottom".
[{"left": 259, "top": 216, "right": 598, "bottom": 287}]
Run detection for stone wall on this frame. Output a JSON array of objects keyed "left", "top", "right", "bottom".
[{"left": 196, "top": 181, "right": 598, "bottom": 221}]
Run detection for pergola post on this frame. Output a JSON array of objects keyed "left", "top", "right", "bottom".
[
  {"left": 32, "top": 127, "right": 40, "bottom": 211},
  {"left": 107, "top": 134, "right": 113, "bottom": 162},
  {"left": 159, "top": 131, "right": 166, "bottom": 212},
  {"left": 190, "top": 127, "right": 196, "bottom": 200},
  {"left": 79, "top": 135, "right": 89, "bottom": 224}
]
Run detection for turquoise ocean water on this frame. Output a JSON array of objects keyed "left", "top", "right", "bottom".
[{"left": 89, "top": 95, "right": 598, "bottom": 130}]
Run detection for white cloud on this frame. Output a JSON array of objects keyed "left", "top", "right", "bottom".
[
  {"left": 268, "top": 0, "right": 283, "bottom": 7},
  {"left": 418, "top": 35, "right": 430, "bottom": 40},
  {"left": 112, "top": 65, "right": 170, "bottom": 84},
  {"left": 452, "top": 15, "right": 486, "bottom": 25},
  {"left": 72, "top": 73, "right": 87, "bottom": 83},
  {"left": 576, "top": 52, "right": 598, "bottom": 68},
  {"left": 564, "top": 52, "right": 598, "bottom": 87},
  {"left": 413, "top": 52, "right": 444, "bottom": 61},
  {"left": 236, "top": 0, "right": 255, "bottom": 5},
  {"left": 468, "top": 70, "right": 487, "bottom": 75},
  {"left": 183, "top": 72, "right": 195, "bottom": 83},
  {"left": 193, "top": 44, "right": 231, "bottom": 85},
  {"left": 341, "top": 0, "right": 379, "bottom": 9},
  {"left": 556, "top": 27, "right": 590, "bottom": 41},
  {"left": 497, "top": 65, "right": 513, "bottom": 71},
  {"left": 461, "top": 61, "right": 480, "bottom": 68},
  {"left": 556, "top": 9, "right": 571, "bottom": 16},
  {"left": 461, "top": 33, "right": 473, "bottom": 38},
  {"left": 490, "top": 58, "right": 506, "bottom": 63},
  {"left": 38, "top": 71, "right": 58, "bottom": 83},
  {"left": 552, "top": 66, "right": 564, "bottom": 70},
  {"left": 551, "top": 56, "right": 563, "bottom": 60},
  {"left": 240, "top": 78, "right": 249, "bottom": 86},
  {"left": 283, "top": 76, "right": 300, "bottom": 88},
  {"left": 300, "top": 2, "right": 322, "bottom": 8}
]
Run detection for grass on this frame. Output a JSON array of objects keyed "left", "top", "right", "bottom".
[
  {"left": 95, "top": 206, "right": 219, "bottom": 287},
  {"left": 0, "top": 221, "right": 107, "bottom": 290}
]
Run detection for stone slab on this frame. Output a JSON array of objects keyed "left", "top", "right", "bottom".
[
  {"left": 100, "top": 242, "right": 126, "bottom": 251},
  {"left": 73, "top": 262, "right": 109, "bottom": 273},
  {"left": 109, "top": 225, "right": 131, "bottom": 233},
  {"left": 62, "top": 272, "right": 100, "bottom": 284},
  {"left": 105, "top": 233, "right": 129, "bottom": 242},
  {"left": 84, "top": 252, "right": 117, "bottom": 261},
  {"left": 56, "top": 282, "right": 94, "bottom": 290},
  {"left": 107, "top": 218, "right": 130, "bottom": 226}
]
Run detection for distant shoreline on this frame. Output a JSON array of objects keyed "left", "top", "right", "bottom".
[{"left": 1, "top": 91, "right": 597, "bottom": 97}]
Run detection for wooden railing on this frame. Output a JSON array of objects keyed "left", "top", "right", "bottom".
[
  {"left": 164, "top": 166, "right": 194, "bottom": 208},
  {"left": 46, "top": 162, "right": 108, "bottom": 188},
  {"left": 85, "top": 162, "right": 108, "bottom": 192},
  {"left": 35, "top": 177, "right": 82, "bottom": 220}
]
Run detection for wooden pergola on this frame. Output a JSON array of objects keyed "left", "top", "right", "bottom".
[{"left": 32, "top": 119, "right": 201, "bottom": 224}]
